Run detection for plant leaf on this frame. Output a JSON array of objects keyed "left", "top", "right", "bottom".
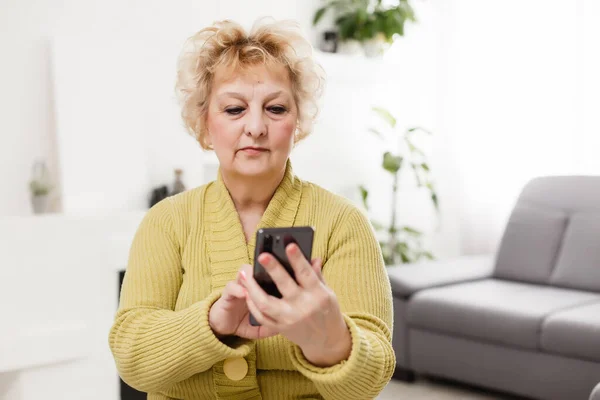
[
  {"left": 404, "top": 137, "right": 425, "bottom": 156},
  {"left": 397, "top": 242, "right": 411, "bottom": 264},
  {"left": 336, "top": 13, "right": 359, "bottom": 40},
  {"left": 431, "top": 191, "right": 439, "bottom": 211},
  {"left": 372, "top": 106, "right": 397, "bottom": 128},
  {"left": 357, "top": 7, "right": 368, "bottom": 25},
  {"left": 410, "top": 163, "right": 423, "bottom": 186},
  {"left": 421, "top": 162, "right": 430, "bottom": 172},
  {"left": 403, "top": 1, "right": 417, "bottom": 22},
  {"left": 382, "top": 152, "right": 403, "bottom": 174},
  {"left": 359, "top": 185, "right": 369, "bottom": 210},
  {"left": 313, "top": 7, "right": 327, "bottom": 25},
  {"left": 372, "top": 220, "right": 385, "bottom": 231},
  {"left": 407, "top": 126, "right": 432, "bottom": 135},
  {"left": 368, "top": 127, "right": 384, "bottom": 139},
  {"left": 401, "top": 226, "right": 422, "bottom": 236}
]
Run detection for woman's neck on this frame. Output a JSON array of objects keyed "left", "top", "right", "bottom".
[{"left": 221, "top": 167, "right": 286, "bottom": 214}]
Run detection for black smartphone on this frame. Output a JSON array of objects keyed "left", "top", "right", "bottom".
[{"left": 249, "top": 226, "right": 314, "bottom": 326}]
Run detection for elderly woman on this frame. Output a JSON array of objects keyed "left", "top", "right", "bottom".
[{"left": 109, "top": 18, "right": 395, "bottom": 400}]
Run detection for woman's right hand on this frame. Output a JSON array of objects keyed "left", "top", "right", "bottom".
[{"left": 208, "top": 264, "right": 279, "bottom": 340}]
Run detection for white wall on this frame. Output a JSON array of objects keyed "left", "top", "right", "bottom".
[{"left": 580, "top": 0, "right": 600, "bottom": 174}]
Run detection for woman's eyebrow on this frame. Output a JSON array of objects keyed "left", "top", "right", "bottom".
[
  {"left": 217, "top": 90, "right": 288, "bottom": 101},
  {"left": 218, "top": 91, "right": 246, "bottom": 100},
  {"left": 264, "top": 90, "right": 285, "bottom": 101}
]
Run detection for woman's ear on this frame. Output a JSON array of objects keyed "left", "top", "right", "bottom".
[{"left": 201, "top": 126, "right": 213, "bottom": 150}]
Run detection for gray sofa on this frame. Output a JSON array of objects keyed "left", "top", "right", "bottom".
[{"left": 388, "top": 176, "right": 600, "bottom": 400}]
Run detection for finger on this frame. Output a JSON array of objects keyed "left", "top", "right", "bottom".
[
  {"left": 222, "top": 281, "right": 247, "bottom": 301},
  {"left": 286, "top": 243, "right": 320, "bottom": 289},
  {"left": 240, "top": 269, "right": 284, "bottom": 321},
  {"left": 238, "top": 264, "right": 253, "bottom": 284},
  {"left": 311, "top": 258, "right": 325, "bottom": 283},
  {"left": 245, "top": 295, "right": 278, "bottom": 329},
  {"left": 256, "top": 325, "right": 279, "bottom": 339},
  {"left": 236, "top": 317, "right": 279, "bottom": 340},
  {"left": 258, "top": 252, "right": 300, "bottom": 298}
]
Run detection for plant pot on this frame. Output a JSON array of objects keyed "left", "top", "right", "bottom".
[
  {"left": 31, "top": 194, "right": 49, "bottom": 214},
  {"left": 337, "top": 39, "right": 363, "bottom": 56},
  {"left": 362, "top": 34, "right": 387, "bottom": 58}
]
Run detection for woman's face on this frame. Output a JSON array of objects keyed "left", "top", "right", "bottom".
[{"left": 206, "top": 63, "right": 298, "bottom": 179}]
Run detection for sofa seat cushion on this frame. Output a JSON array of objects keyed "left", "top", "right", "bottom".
[
  {"left": 408, "top": 279, "right": 599, "bottom": 350},
  {"left": 541, "top": 301, "right": 600, "bottom": 362}
]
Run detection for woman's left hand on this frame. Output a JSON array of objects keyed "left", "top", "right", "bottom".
[{"left": 240, "top": 243, "right": 352, "bottom": 367}]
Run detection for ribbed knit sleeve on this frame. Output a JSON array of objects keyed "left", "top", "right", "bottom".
[
  {"left": 108, "top": 199, "right": 251, "bottom": 393},
  {"left": 288, "top": 206, "right": 396, "bottom": 400}
]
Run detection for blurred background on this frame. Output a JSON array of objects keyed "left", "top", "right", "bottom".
[{"left": 1, "top": 0, "right": 599, "bottom": 399}]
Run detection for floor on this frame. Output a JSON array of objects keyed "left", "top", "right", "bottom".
[{"left": 378, "top": 377, "right": 529, "bottom": 400}]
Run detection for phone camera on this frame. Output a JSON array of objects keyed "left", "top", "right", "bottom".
[{"left": 263, "top": 234, "right": 273, "bottom": 252}]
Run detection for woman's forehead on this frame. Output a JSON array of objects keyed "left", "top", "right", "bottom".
[{"left": 213, "top": 63, "right": 292, "bottom": 93}]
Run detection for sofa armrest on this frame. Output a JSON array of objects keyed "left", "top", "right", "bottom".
[
  {"left": 387, "top": 254, "right": 495, "bottom": 298},
  {"left": 590, "top": 382, "right": 600, "bottom": 400}
]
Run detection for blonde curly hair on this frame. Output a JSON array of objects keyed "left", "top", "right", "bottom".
[{"left": 175, "top": 18, "right": 326, "bottom": 150}]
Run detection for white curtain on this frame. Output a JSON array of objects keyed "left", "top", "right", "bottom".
[{"left": 434, "top": 0, "right": 600, "bottom": 255}]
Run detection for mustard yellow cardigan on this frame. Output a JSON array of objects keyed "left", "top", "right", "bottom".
[{"left": 109, "top": 162, "right": 395, "bottom": 400}]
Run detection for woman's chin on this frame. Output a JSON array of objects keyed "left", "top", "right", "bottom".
[{"left": 232, "top": 159, "right": 272, "bottom": 177}]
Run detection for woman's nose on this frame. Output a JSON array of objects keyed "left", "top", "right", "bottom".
[{"left": 244, "top": 108, "right": 267, "bottom": 137}]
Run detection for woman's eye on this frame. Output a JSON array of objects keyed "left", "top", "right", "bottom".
[
  {"left": 225, "top": 107, "right": 244, "bottom": 115},
  {"left": 268, "top": 106, "right": 287, "bottom": 114}
]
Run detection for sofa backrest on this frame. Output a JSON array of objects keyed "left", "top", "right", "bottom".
[{"left": 493, "top": 176, "right": 600, "bottom": 292}]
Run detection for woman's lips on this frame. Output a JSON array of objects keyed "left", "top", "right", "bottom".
[{"left": 239, "top": 147, "right": 268, "bottom": 156}]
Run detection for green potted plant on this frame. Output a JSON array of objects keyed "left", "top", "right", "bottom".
[
  {"left": 359, "top": 106, "right": 439, "bottom": 265},
  {"left": 313, "top": 0, "right": 416, "bottom": 57},
  {"left": 363, "top": 3, "right": 416, "bottom": 57},
  {"left": 29, "top": 160, "right": 53, "bottom": 214}
]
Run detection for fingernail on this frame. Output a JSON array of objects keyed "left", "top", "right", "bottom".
[{"left": 240, "top": 270, "right": 247, "bottom": 280}]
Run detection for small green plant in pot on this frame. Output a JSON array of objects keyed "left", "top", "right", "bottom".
[
  {"left": 360, "top": 106, "right": 439, "bottom": 265},
  {"left": 29, "top": 160, "right": 53, "bottom": 214}
]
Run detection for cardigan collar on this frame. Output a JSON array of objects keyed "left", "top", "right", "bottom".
[{"left": 205, "top": 159, "right": 303, "bottom": 290}]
